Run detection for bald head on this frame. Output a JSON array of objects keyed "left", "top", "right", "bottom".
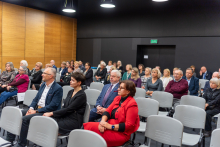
[
  {"left": 50, "top": 60, "right": 55, "bottom": 66},
  {"left": 212, "top": 72, "right": 220, "bottom": 79},
  {"left": 201, "top": 66, "right": 207, "bottom": 73}
]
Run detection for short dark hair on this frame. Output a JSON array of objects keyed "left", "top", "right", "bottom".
[
  {"left": 186, "top": 68, "right": 193, "bottom": 73},
  {"left": 71, "top": 72, "right": 86, "bottom": 85},
  {"left": 120, "top": 80, "right": 136, "bottom": 97},
  {"left": 138, "top": 64, "right": 145, "bottom": 71},
  {"left": 85, "top": 62, "right": 91, "bottom": 68}
]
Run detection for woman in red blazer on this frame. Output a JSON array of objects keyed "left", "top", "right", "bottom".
[{"left": 83, "top": 80, "right": 140, "bottom": 147}]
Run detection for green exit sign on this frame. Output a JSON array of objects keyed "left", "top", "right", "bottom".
[{"left": 151, "top": 39, "right": 158, "bottom": 44}]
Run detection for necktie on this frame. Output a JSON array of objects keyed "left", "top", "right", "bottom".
[
  {"left": 102, "top": 85, "right": 113, "bottom": 106},
  {"left": 203, "top": 73, "right": 206, "bottom": 79}
]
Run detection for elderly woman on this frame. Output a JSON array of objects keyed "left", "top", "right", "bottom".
[
  {"left": 59, "top": 61, "right": 68, "bottom": 79},
  {"left": 122, "top": 64, "right": 132, "bottom": 80},
  {"left": 94, "top": 61, "right": 107, "bottom": 82},
  {"left": 83, "top": 62, "right": 93, "bottom": 87},
  {"left": 43, "top": 72, "right": 86, "bottom": 135},
  {"left": 29, "top": 62, "right": 43, "bottom": 88},
  {"left": 57, "top": 66, "right": 74, "bottom": 87},
  {"left": 203, "top": 78, "right": 220, "bottom": 137},
  {"left": 141, "top": 67, "right": 151, "bottom": 88},
  {"left": 129, "top": 67, "right": 141, "bottom": 88},
  {"left": 73, "top": 61, "right": 81, "bottom": 73},
  {"left": 20, "top": 60, "right": 30, "bottom": 74},
  {"left": 106, "top": 61, "right": 113, "bottom": 73},
  {"left": 160, "top": 69, "right": 173, "bottom": 90},
  {"left": 116, "top": 60, "right": 123, "bottom": 74},
  {"left": 84, "top": 80, "right": 140, "bottom": 146},
  {"left": 104, "top": 66, "right": 116, "bottom": 85},
  {"left": 138, "top": 64, "right": 145, "bottom": 77},
  {"left": 143, "top": 68, "right": 163, "bottom": 97},
  {"left": 0, "top": 66, "right": 29, "bottom": 105},
  {"left": 0, "top": 62, "right": 16, "bottom": 93}
]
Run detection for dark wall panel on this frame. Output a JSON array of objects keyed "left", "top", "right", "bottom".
[{"left": 77, "top": 39, "right": 93, "bottom": 65}]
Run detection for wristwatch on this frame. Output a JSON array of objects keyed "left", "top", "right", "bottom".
[
  {"left": 36, "top": 110, "right": 39, "bottom": 113},
  {"left": 111, "top": 125, "right": 115, "bottom": 130}
]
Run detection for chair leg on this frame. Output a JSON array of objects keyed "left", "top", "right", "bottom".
[
  {"left": 131, "top": 132, "right": 136, "bottom": 145},
  {"left": 203, "top": 137, "right": 205, "bottom": 147},
  {"left": 66, "top": 137, "right": 68, "bottom": 143},
  {"left": 3, "top": 130, "right": 5, "bottom": 136},
  {"left": 60, "top": 139, "right": 63, "bottom": 144},
  {"left": 27, "top": 140, "right": 29, "bottom": 146},
  {"left": 161, "top": 144, "right": 164, "bottom": 147}
]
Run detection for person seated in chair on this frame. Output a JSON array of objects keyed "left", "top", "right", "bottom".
[
  {"left": 43, "top": 72, "right": 87, "bottom": 135},
  {"left": 89, "top": 70, "right": 120, "bottom": 122},
  {"left": 28, "top": 62, "right": 43, "bottom": 88},
  {"left": 57, "top": 66, "right": 74, "bottom": 87},
  {"left": 84, "top": 80, "right": 140, "bottom": 146},
  {"left": 129, "top": 67, "right": 141, "bottom": 88},
  {"left": 165, "top": 69, "right": 188, "bottom": 108},
  {"left": 203, "top": 72, "right": 220, "bottom": 93},
  {"left": 104, "top": 66, "right": 116, "bottom": 85},
  {"left": 198, "top": 66, "right": 212, "bottom": 80},
  {"left": 203, "top": 78, "right": 220, "bottom": 137},
  {"left": 6, "top": 67, "right": 63, "bottom": 147},
  {"left": 182, "top": 68, "right": 199, "bottom": 96},
  {"left": 59, "top": 61, "right": 68, "bottom": 79},
  {"left": 50, "top": 60, "right": 57, "bottom": 71},
  {"left": 93, "top": 61, "right": 107, "bottom": 82}
]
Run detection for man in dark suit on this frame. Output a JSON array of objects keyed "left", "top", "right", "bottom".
[
  {"left": 203, "top": 72, "right": 220, "bottom": 93},
  {"left": 6, "top": 68, "right": 63, "bottom": 147},
  {"left": 89, "top": 70, "right": 121, "bottom": 122},
  {"left": 198, "top": 66, "right": 212, "bottom": 80},
  {"left": 50, "top": 60, "right": 57, "bottom": 71},
  {"left": 183, "top": 68, "right": 199, "bottom": 96}
]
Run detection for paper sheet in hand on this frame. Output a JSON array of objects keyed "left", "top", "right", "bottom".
[{"left": 17, "top": 93, "right": 25, "bottom": 102}]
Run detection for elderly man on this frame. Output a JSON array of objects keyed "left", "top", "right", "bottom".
[
  {"left": 6, "top": 68, "right": 63, "bottom": 147},
  {"left": 89, "top": 70, "right": 121, "bottom": 122},
  {"left": 182, "top": 68, "right": 199, "bottom": 96},
  {"left": 50, "top": 60, "right": 57, "bottom": 71},
  {"left": 165, "top": 69, "right": 188, "bottom": 107},
  {"left": 79, "top": 60, "right": 85, "bottom": 72},
  {"left": 198, "top": 66, "right": 212, "bottom": 80},
  {"left": 203, "top": 72, "right": 220, "bottom": 92}
]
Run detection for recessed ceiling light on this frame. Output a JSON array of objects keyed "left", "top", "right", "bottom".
[
  {"left": 62, "top": 0, "right": 76, "bottom": 13},
  {"left": 62, "top": 9, "right": 76, "bottom": 13},
  {"left": 152, "top": 0, "right": 168, "bottom": 2},
  {"left": 100, "top": 0, "right": 115, "bottom": 8}
]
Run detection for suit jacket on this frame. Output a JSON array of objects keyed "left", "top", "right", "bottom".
[
  {"left": 84, "top": 68, "right": 93, "bottom": 86},
  {"left": 29, "top": 81, "right": 63, "bottom": 113},
  {"left": 93, "top": 83, "right": 119, "bottom": 112},
  {"left": 203, "top": 81, "right": 210, "bottom": 92},
  {"left": 182, "top": 76, "right": 199, "bottom": 96},
  {"left": 198, "top": 71, "right": 212, "bottom": 80},
  {"left": 53, "top": 65, "right": 57, "bottom": 71},
  {"left": 59, "top": 67, "right": 68, "bottom": 79}
]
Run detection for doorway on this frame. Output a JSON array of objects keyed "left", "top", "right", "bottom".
[{"left": 136, "top": 45, "right": 176, "bottom": 72}]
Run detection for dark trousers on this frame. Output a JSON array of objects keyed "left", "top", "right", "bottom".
[
  {"left": 205, "top": 108, "right": 220, "bottom": 131},
  {"left": 89, "top": 108, "right": 102, "bottom": 122},
  {"left": 6, "top": 109, "right": 43, "bottom": 147},
  {"left": 0, "top": 87, "right": 7, "bottom": 93}
]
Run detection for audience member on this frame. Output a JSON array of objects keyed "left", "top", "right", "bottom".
[
  {"left": 43, "top": 72, "right": 86, "bottom": 135},
  {"left": 50, "top": 60, "right": 57, "bottom": 71},
  {"left": 160, "top": 69, "right": 173, "bottom": 90},
  {"left": 73, "top": 61, "right": 81, "bottom": 73},
  {"left": 20, "top": 60, "right": 30, "bottom": 74},
  {"left": 116, "top": 60, "right": 123, "bottom": 74},
  {"left": 165, "top": 69, "right": 188, "bottom": 108},
  {"left": 94, "top": 61, "right": 107, "bottom": 82},
  {"left": 182, "top": 68, "right": 199, "bottom": 96},
  {"left": 66, "top": 61, "right": 70, "bottom": 68},
  {"left": 6, "top": 67, "right": 63, "bottom": 147},
  {"left": 83, "top": 62, "right": 93, "bottom": 87},
  {"left": 89, "top": 70, "right": 120, "bottom": 122},
  {"left": 141, "top": 67, "right": 151, "bottom": 88},
  {"left": 0, "top": 66, "right": 29, "bottom": 105},
  {"left": 190, "top": 65, "right": 196, "bottom": 77},
  {"left": 29, "top": 62, "right": 43, "bottom": 88},
  {"left": 97, "top": 60, "right": 104, "bottom": 69},
  {"left": 203, "top": 78, "right": 220, "bottom": 137},
  {"left": 170, "top": 67, "right": 179, "bottom": 78},
  {"left": 104, "top": 66, "right": 116, "bottom": 85},
  {"left": 129, "top": 67, "right": 141, "bottom": 88},
  {"left": 198, "top": 66, "right": 212, "bottom": 80},
  {"left": 122, "top": 64, "right": 132, "bottom": 80},
  {"left": 0, "top": 62, "right": 16, "bottom": 93},
  {"left": 59, "top": 61, "right": 68, "bottom": 79},
  {"left": 156, "top": 66, "right": 163, "bottom": 77},
  {"left": 144, "top": 68, "right": 163, "bottom": 97},
  {"left": 113, "top": 62, "right": 117, "bottom": 68},
  {"left": 138, "top": 64, "right": 145, "bottom": 77},
  {"left": 84, "top": 80, "right": 139, "bottom": 146},
  {"left": 79, "top": 60, "right": 86, "bottom": 72},
  {"left": 106, "top": 60, "right": 113, "bottom": 73},
  {"left": 70, "top": 60, "right": 74, "bottom": 67},
  {"left": 203, "top": 72, "right": 220, "bottom": 92},
  {"left": 57, "top": 66, "right": 74, "bottom": 87}
]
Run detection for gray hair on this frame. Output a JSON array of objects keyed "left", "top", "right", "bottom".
[
  {"left": 100, "top": 61, "right": 106, "bottom": 67},
  {"left": 212, "top": 72, "right": 220, "bottom": 78},
  {"left": 210, "top": 78, "right": 220, "bottom": 89},
  {"left": 5, "top": 62, "right": 14, "bottom": 71},
  {"left": 20, "top": 60, "right": 28, "bottom": 67},
  {"left": 48, "top": 67, "right": 56, "bottom": 79},
  {"left": 20, "top": 66, "right": 28, "bottom": 74},
  {"left": 145, "top": 67, "right": 152, "bottom": 73},
  {"left": 111, "top": 70, "right": 121, "bottom": 78},
  {"left": 176, "top": 69, "right": 183, "bottom": 75}
]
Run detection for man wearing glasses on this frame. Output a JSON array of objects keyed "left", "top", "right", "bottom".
[{"left": 6, "top": 67, "right": 63, "bottom": 147}]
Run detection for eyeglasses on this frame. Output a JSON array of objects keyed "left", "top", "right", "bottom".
[
  {"left": 18, "top": 69, "right": 24, "bottom": 71},
  {"left": 43, "top": 72, "right": 51, "bottom": 75},
  {"left": 118, "top": 86, "right": 126, "bottom": 90},
  {"left": 35, "top": 65, "right": 39, "bottom": 67}
]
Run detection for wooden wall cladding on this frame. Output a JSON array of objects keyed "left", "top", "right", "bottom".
[{"left": 0, "top": 2, "right": 77, "bottom": 69}]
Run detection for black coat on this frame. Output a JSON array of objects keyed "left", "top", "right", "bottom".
[
  {"left": 53, "top": 89, "right": 87, "bottom": 134},
  {"left": 84, "top": 68, "right": 93, "bottom": 86},
  {"left": 95, "top": 68, "right": 107, "bottom": 81},
  {"left": 203, "top": 88, "right": 220, "bottom": 110},
  {"left": 30, "top": 70, "right": 43, "bottom": 86},
  {"left": 198, "top": 71, "right": 212, "bottom": 80}
]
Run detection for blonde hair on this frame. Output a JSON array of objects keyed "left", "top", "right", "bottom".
[
  {"left": 74, "top": 61, "right": 79, "bottom": 65},
  {"left": 126, "top": 64, "right": 132, "bottom": 71},
  {"left": 163, "top": 68, "right": 170, "bottom": 78},
  {"left": 46, "top": 63, "right": 53, "bottom": 68},
  {"left": 62, "top": 61, "right": 66, "bottom": 66},
  {"left": 36, "top": 62, "right": 43, "bottom": 69},
  {"left": 210, "top": 78, "right": 220, "bottom": 89},
  {"left": 111, "top": 66, "right": 116, "bottom": 70},
  {"left": 152, "top": 68, "right": 161, "bottom": 79},
  {"left": 173, "top": 67, "right": 179, "bottom": 71},
  {"left": 131, "top": 67, "right": 140, "bottom": 80},
  {"left": 145, "top": 67, "right": 151, "bottom": 73}
]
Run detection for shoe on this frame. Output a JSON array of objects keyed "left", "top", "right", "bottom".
[{"left": 204, "top": 131, "right": 212, "bottom": 137}]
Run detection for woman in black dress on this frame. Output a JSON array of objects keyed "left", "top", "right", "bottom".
[{"left": 43, "top": 72, "right": 87, "bottom": 135}]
